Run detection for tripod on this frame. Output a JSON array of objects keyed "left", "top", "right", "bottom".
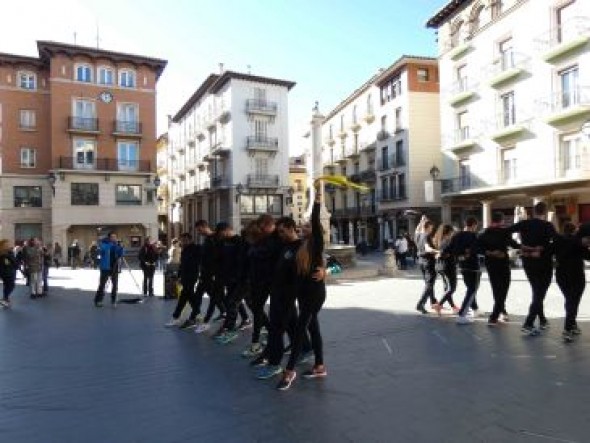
[{"left": 120, "top": 256, "right": 142, "bottom": 294}]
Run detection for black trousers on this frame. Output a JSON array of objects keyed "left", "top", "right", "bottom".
[
  {"left": 267, "top": 289, "right": 298, "bottom": 366},
  {"left": 556, "top": 268, "right": 585, "bottom": 331},
  {"left": 1, "top": 276, "right": 15, "bottom": 300},
  {"left": 522, "top": 259, "right": 552, "bottom": 327},
  {"left": 249, "top": 281, "right": 271, "bottom": 344},
  {"left": 438, "top": 266, "right": 457, "bottom": 308},
  {"left": 458, "top": 269, "right": 480, "bottom": 316},
  {"left": 142, "top": 265, "right": 156, "bottom": 296},
  {"left": 286, "top": 282, "right": 326, "bottom": 371},
  {"left": 417, "top": 261, "right": 437, "bottom": 309},
  {"left": 222, "top": 281, "right": 250, "bottom": 330},
  {"left": 203, "top": 277, "right": 226, "bottom": 323},
  {"left": 172, "top": 279, "right": 198, "bottom": 320},
  {"left": 95, "top": 270, "right": 119, "bottom": 303},
  {"left": 486, "top": 259, "right": 511, "bottom": 321}
]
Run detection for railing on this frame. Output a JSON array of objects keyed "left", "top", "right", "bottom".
[
  {"left": 535, "top": 16, "right": 590, "bottom": 51},
  {"left": 114, "top": 120, "right": 142, "bottom": 135},
  {"left": 247, "top": 174, "right": 279, "bottom": 188},
  {"left": 57, "top": 156, "right": 150, "bottom": 172},
  {"left": 390, "top": 155, "right": 406, "bottom": 168},
  {"left": 360, "top": 141, "right": 376, "bottom": 151},
  {"left": 68, "top": 116, "right": 98, "bottom": 132},
  {"left": 450, "top": 76, "right": 475, "bottom": 95},
  {"left": 441, "top": 175, "right": 488, "bottom": 194},
  {"left": 246, "top": 99, "right": 278, "bottom": 114},
  {"left": 537, "top": 86, "right": 590, "bottom": 115},
  {"left": 379, "top": 190, "right": 406, "bottom": 201},
  {"left": 359, "top": 170, "right": 376, "bottom": 181},
  {"left": 246, "top": 136, "right": 279, "bottom": 150},
  {"left": 486, "top": 51, "right": 530, "bottom": 77},
  {"left": 211, "top": 175, "right": 230, "bottom": 188}
]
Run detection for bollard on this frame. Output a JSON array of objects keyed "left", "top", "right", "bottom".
[{"left": 380, "top": 248, "right": 400, "bottom": 277}]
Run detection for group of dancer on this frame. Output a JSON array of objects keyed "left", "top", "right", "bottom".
[
  {"left": 163, "top": 182, "right": 328, "bottom": 390},
  {"left": 415, "top": 201, "right": 588, "bottom": 342}
]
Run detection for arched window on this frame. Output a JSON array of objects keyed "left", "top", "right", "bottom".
[
  {"left": 119, "top": 69, "right": 136, "bottom": 88},
  {"left": 18, "top": 71, "right": 37, "bottom": 90},
  {"left": 450, "top": 19, "right": 464, "bottom": 47},
  {"left": 470, "top": 4, "right": 484, "bottom": 33},
  {"left": 75, "top": 64, "right": 92, "bottom": 82}
]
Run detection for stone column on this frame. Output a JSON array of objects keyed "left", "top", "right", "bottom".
[
  {"left": 441, "top": 203, "right": 451, "bottom": 225},
  {"left": 481, "top": 199, "right": 493, "bottom": 228},
  {"left": 378, "top": 217, "right": 384, "bottom": 251},
  {"left": 348, "top": 221, "right": 354, "bottom": 245}
]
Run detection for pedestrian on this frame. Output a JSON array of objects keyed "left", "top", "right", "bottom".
[
  {"left": 93, "top": 232, "right": 124, "bottom": 307},
  {"left": 553, "top": 222, "right": 589, "bottom": 342},
  {"left": 394, "top": 235, "right": 408, "bottom": 270},
  {"left": 164, "top": 238, "right": 181, "bottom": 299},
  {"left": 0, "top": 239, "right": 18, "bottom": 308},
  {"left": 89, "top": 241, "right": 99, "bottom": 269},
  {"left": 53, "top": 242, "right": 62, "bottom": 268},
  {"left": 433, "top": 224, "right": 459, "bottom": 313},
  {"left": 414, "top": 215, "right": 440, "bottom": 315},
  {"left": 70, "top": 240, "right": 81, "bottom": 269},
  {"left": 477, "top": 212, "right": 520, "bottom": 326},
  {"left": 22, "top": 237, "right": 44, "bottom": 298},
  {"left": 138, "top": 237, "right": 158, "bottom": 297},
  {"left": 507, "top": 202, "right": 557, "bottom": 335},
  {"left": 276, "top": 182, "right": 328, "bottom": 391},
  {"left": 164, "top": 232, "right": 201, "bottom": 327},
  {"left": 156, "top": 240, "right": 167, "bottom": 272},
  {"left": 42, "top": 244, "right": 52, "bottom": 296},
  {"left": 443, "top": 217, "right": 480, "bottom": 325}
]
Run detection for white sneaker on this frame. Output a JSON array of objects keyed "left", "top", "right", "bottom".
[
  {"left": 194, "top": 323, "right": 210, "bottom": 334},
  {"left": 456, "top": 315, "right": 474, "bottom": 325},
  {"left": 164, "top": 318, "right": 182, "bottom": 328},
  {"left": 471, "top": 309, "right": 485, "bottom": 318}
]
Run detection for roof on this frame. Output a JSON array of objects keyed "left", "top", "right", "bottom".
[
  {"left": 172, "top": 70, "right": 296, "bottom": 123},
  {"left": 36, "top": 40, "right": 168, "bottom": 79},
  {"left": 0, "top": 52, "right": 46, "bottom": 69},
  {"left": 426, "top": 0, "right": 472, "bottom": 28},
  {"left": 374, "top": 55, "right": 437, "bottom": 86}
]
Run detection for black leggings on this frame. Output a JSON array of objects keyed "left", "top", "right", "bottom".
[
  {"left": 222, "top": 282, "right": 250, "bottom": 330},
  {"left": 438, "top": 266, "right": 457, "bottom": 308},
  {"left": 556, "top": 269, "right": 585, "bottom": 331},
  {"left": 523, "top": 260, "right": 552, "bottom": 327},
  {"left": 486, "top": 260, "right": 510, "bottom": 321},
  {"left": 2, "top": 276, "right": 15, "bottom": 300},
  {"left": 142, "top": 266, "right": 155, "bottom": 296},
  {"left": 267, "top": 290, "right": 297, "bottom": 366},
  {"left": 203, "top": 278, "right": 226, "bottom": 323},
  {"left": 417, "top": 262, "right": 437, "bottom": 309},
  {"left": 458, "top": 269, "right": 480, "bottom": 316},
  {"left": 287, "top": 282, "right": 326, "bottom": 371},
  {"left": 172, "top": 279, "right": 198, "bottom": 320},
  {"left": 249, "top": 282, "right": 271, "bottom": 344}
]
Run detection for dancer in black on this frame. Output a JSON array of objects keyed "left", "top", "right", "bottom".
[
  {"left": 277, "top": 184, "right": 327, "bottom": 390},
  {"left": 553, "top": 222, "right": 590, "bottom": 342},
  {"left": 433, "top": 224, "right": 458, "bottom": 313},
  {"left": 443, "top": 217, "right": 480, "bottom": 324},
  {"left": 138, "top": 237, "right": 158, "bottom": 297},
  {"left": 477, "top": 212, "right": 520, "bottom": 326},
  {"left": 415, "top": 216, "right": 440, "bottom": 314},
  {"left": 507, "top": 202, "right": 556, "bottom": 335}
]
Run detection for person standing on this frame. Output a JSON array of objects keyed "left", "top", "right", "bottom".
[
  {"left": 89, "top": 241, "right": 99, "bottom": 269},
  {"left": 70, "top": 240, "right": 81, "bottom": 269},
  {"left": 507, "top": 202, "right": 557, "bottom": 335},
  {"left": 94, "top": 232, "right": 124, "bottom": 307},
  {"left": 138, "top": 238, "right": 158, "bottom": 297},
  {"left": 0, "top": 240, "right": 18, "bottom": 308},
  {"left": 553, "top": 222, "right": 590, "bottom": 342},
  {"left": 433, "top": 224, "right": 458, "bottom": 313},
  {"left": 394, "top": 235, "right": 409, "bottom": 270},
  {"left": 164, "top": 238, "right": 181, "bottom": 299},
  {"left": 41, "top": 244, "right": 52, "bottom": 296},
  {"left": 477, "top": 212, "right": 520, "bottom": 326},
  {"left": 443, "top": 217, "right": 480, "bottom": 325},
  {"left": 53, "top": 242, "right": 62, "bottom": 268},
  {"left": 165, "top": 233, "right": 201, "bottom": 328},
  {"left": 22, "top": 238, "right": 44, "bottom": 298},
  {"left": 414, "top": 216, "right": 440, "bottom": 315}
]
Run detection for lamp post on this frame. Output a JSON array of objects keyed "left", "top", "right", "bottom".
[
  {"left": 429, "top": 165, "right": 440, "bottom": 180},
  {"left": 47, "top": 172, "right": 57, "bottom": 196}
]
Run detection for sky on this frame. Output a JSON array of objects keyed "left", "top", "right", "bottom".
[{"left": 1, "top": 0, "right": 446, "bottom": 154}]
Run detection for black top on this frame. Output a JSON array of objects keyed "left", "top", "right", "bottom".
[
  {"left": 507, "top": 219, "right": 556, "bottom": 259},
  {"left": 0, "top": 251, "right": 17, "bottom": 279},
  {"left": 443, "top": 231, "right": 479, "bottom": 270},
  {"left": 273, "top": 238, "right": 303, "bottom": 293},
  {"left": 199, "top": 234, "right": 218, "bottom": 280},
  {"left": 178, "top": 242, "right": 201, "bottom": 283},
  {"left": 553, "top": 234, "right": 590, "bottom": 275},
  {"left": 247, "top": 231, "right": 283, "bottom": 286},
  {"left": 308, "top": 201, "right": 325, "bottom": 275},
  {"left": 218, "top": 235, "right": 247, "bottom": 284},
  {"left": 138, "top": 244, "right": 158, "bottom": 267},
  {"left": 477, "top": 226, "right": 520, "bottom": 263}
]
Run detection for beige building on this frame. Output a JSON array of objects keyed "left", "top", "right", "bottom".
[
  {"left": 427, "top": 0, "right": 590, "bottom": 228},
  {"left": 288, "top": 154, "right": 308, "bottom": 226},
  {"left": 322, "top": 55, "right": 441, "bottom": 248}
]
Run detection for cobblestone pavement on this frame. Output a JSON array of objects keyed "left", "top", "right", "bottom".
[{"left": 1, "top": 266, "right": 590, "bottom": 443}]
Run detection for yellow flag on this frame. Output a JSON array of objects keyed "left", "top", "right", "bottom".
[{"left": 314, "top": 175, "right": 371, "bottom": 193}]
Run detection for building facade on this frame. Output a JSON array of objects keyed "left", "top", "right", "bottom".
[
  {"left": 322, "top": 56, "right": 441, "bottom": 248},
  {"left": 156, "top": 132, "right": 170, "bottom": 242},
  {"left": 167, "top": 71, "right": 295, "bottom": 233},
  {"left": 288, "top": 154, "right": 308, "bottom": 226},
  {"left": 0, "top": 41, "right": 166, "bottom": 254},
  {"left": 427, "top": 0, "right": 590, "bottom": 228}
]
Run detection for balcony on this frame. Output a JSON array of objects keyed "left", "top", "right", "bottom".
[
  {"left": 489, "top": 113, "right": 530, "bottom": 143},
  {"left": 536, "top": 16, "right": 590, "bottom": 63},
  {"left": 246, "top": 136, "right": 279, "bottom": 152},
  {"left": 441, "top": 175, "right": 487, "bottom": 194},
  {"left": 338, "top": 129, "right": 348, "bottom": 139},
  {"left": 363, "top": 110, "right": 375, "bottom": 124},
  {"left": 379, "top": 191, "right": 407, "bottom": 202},
  {"left": 538, "top": 87, "right": 590, "bottom": 127},
  {"left": 68, "top": 116, "right": 99, "bottom": 134},
  {"left": 217, "top": 108, "right": 231, "bottom": 123},
  {"left": 346, "top": 144, "right": 360, "bottom": 159},
  {"left": 211, "top": 139, "right": 231, "bottom": 156},
  {"left": 446, "top": 127, "right": 478, "bottom": 152},
  {"left": 196, "top": 158, "right": 208, "bottom": 170},
  {"left": 247, "top": 174, "right": 279, "bottom": 188},
  {"left": 211, "top": 175, "right": 230, "bottom": 188},
  {"left": 487, "top": 52, "right": 530, "bottom": 88},
  {"left": 334, "top": 149, "right": 347, "bottom": 164},
  {"left": 112, "top": 120, "right": 142, "bottom": 137},
  {"left": 350, "top": 120, "right": 362, "bottom": 132},
  {"left": 360, "top": 141, "right": 376, "bottom": 152},
  {"left": 325, "top": 136, "right": 336, "bottom": 147},
  {"left": 57, "top": 156, "right": 151, "bottom": 172},
  {"left": 376, "top": 130, "right": 389, "bottom": 141},
  {"left": 359, "top": 170, "right": 376, "bottom": 182},
  {"left": 195, "top": 126, "right": 205, "bottom": 140},
  {"left": 447, "top": 41, "right": 472, "bottom": 61},
  {"left": 448, "top": 77, "right": 477, "bottom": 107},
  {"left": 246, "top": 99, "right": 278, "bottom": 115}
]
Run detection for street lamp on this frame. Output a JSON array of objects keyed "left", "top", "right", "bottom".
[
  {"left": 153, "top": 175, "right": 161, "bottom": 188},
  {"left": 429, "top": 165, "right": 440, "bottom": 180},
  {"left": 235, "top": 182, "right": 244, "bottom": 203},
  {"left": 47, "top": 172, "right": 57, "bottom": 196}
]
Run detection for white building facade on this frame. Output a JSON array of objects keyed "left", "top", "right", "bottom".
[
  {"left": 322, "top": 56, "right": 442, "bottom": 248},
  {"left": 168, "top": 71, "right": 295, "bottom": 233},
  {"left": 427, "top": 0, "right": 590, "bottom": 228}
]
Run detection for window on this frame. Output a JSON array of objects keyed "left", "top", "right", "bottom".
[
  {"left": 71, "top": 183, "right": 99, "bottom": 205},
  {"left": 395, "top": 140, "right": 404, "bottom": 166},
  {"left": 491, "top": 0, "right": 503, "bottom": 19},
  {"left": 75, "top": 64, "right": 92, "bottom": 82},
  {"left": 417, "top": 68, "right": 429, "bottom": 82},
  {"left": 72, "top": 99, "right": 96, "bottom": 130},
  {"left": 560, "top": 66, "right": 579, "bottom": 108},
  {"left": 254, "top": 87, "right": 266, "bottom": 101},
  {"left": 398, "top": 173, "right": 407, "bottom": 198},
  {"left": 18, "top": 71, "right": 36, "bottom": 90},
  {"left": 502, "top": 148, "right": 518, "bottom": 183},
  {"left": 381, "top": 115, "right": 387, "bottom": 131},
  {"left": 294, "top": 179, "right": 303, "bottom": 192},
  {"left": 329, "top": 124, "right": 333, "bottom": 139},
  {"left": 381, "top": 177, "right": 388, "bottom": 199},
  {"left": 116, "top": 185, "right": 142, "bottom": 205},
  {"left": 20, "top": 148, "right": 36, "bottom": 168},
  {"left": 119, "top": 69, "right": 136, "bottom": 88},
  {"left": 459, "top": 159, "right": 471, "bottom": 189},
  {"left": 395, "top": 108, "right": 402, "bottom": 131},
  {"left": 456, "top": 65, "right": 468, "bottom": 91},
  {"left": 340, "top": 114, "right": 345, "bottom": 132},
  {"left": 389, "top": 177, "right": 396, "bottom": 200},
  {"left": 498, "top": 38, "right": 514, "bottom": 70},
  {"left": 254, "top": 120, "right": 268, "bottom": 138},
  {"left": 20, "top": 110, "right": 36, "bottom": 129},
  {"left": 381, "top": 146, "right": 389, "bottom": 170},
  {"left": 118, "top": 141, "right": 139, "bottom": 171},
  {"left": 254, "top": 158, "right": 269, "bottom": 177},
  {"left": 500, "top": 92, "right": 515, "bottom": 127},
  {"left": 457, "top": 111, "right": 469, "bottom": 141},
  {"left": 97, "top": 67, "right": 114, "bottom": 85},
  {"left": 73, "top": 139, "right": 96, "bottom": 169},
  {"left": 561, "top": 134, "right": 584, "bottom": 175},
  {"left": 14, "top": 186, "right": 42, "bottom": 207},
  {"left": 116, "top": 103, "right": 139, "bottom": 133},
  {"left": 557, "top": 2, "right": 577, "bottom": 42},
  {"left": 380, "top": 76, "right": 401, "bottom": 104},
  {"left": 352, "top": 105, "right": 358, "bottom": 124}
]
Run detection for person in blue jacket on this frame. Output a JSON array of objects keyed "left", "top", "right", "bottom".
[{"left": 94, "top": 232, "right": 124, "bottom": 307}]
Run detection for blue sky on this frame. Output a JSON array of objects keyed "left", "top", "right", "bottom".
[{"left": 1, "top": 0, "right": 446, "bottom": 154}]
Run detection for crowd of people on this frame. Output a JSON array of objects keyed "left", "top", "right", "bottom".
[{"left": 414, "top": 201, "right": 588, "bottom": 342}]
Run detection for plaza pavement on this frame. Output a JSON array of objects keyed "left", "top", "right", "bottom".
[{"left": 1, "top": 260, "right": 590, "bottom": 443}]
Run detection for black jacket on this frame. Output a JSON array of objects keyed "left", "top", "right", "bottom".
[
  {"left": 477, "top": 226, "right": 519, "bottom": 264},
  {"left": 199, "top": 234, "right": 218, "bottom": 280},
  {"left": 443, "top": 231, "right": 479, "bottom": 270},
  {"left": 218, "top": 235, "right": 247, "bottom": 285},
  {"left": 553, "top": 234, "right": 590, "bottom": 277},
  {"left": 179, "top": 243, "right": 201, "bottom": 284}
]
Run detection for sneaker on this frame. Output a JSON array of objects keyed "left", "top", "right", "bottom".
[
  {"left": 238, "top": 319, "right": 253, "bottom": 330},
  {"left": 216, "top": 330, "right": 239, "bottom": 345},
  {"left": 456, "top": 315, "right": 474, "bottom": 325},
  {"left": 562, "top": 330, "right": 574, "bottom": 343},
  {"left": 194, "top": 323, "right": 211, "bottom": 334},
  {"left": 179, "top": 319, "right": 198, "bottom": 330},
  {"left": 571, "top": 326, "right": 582, "bottom": 336},
  {"left": 94, "top": 301, "right": 104, "bottom": 308},
  {"left": 276, "top": 371, "right": 297, "bottom": 391},
  {"left": 540, "top": 320, "right": 550, "bottom": 330},
  {"left": 0, "top": 299, "right": 11, "bottom": 308},
  {"left": 521, "top": 325, "right": 540, "bottom": 336},
  {"left": 487, "top": 318, "right": 499, "bottom": 327},
  {"left": 250, "top": 355, "right": 269, "bottom": 367},
  {"left": 431, "top": 303, "right": 442, "bottom": 316},
  {"left": 242, "top": 343, "right": 263, "bottom": 358},
  {"left": 416, "top": 307, "right": 428, "bottom": 315},
  {"left": 164, "top": 318, "right": 182, "bottom": 327},
  {"left": 501, "top": 313, "right": 510, "bottom": 322},
  {"left": 297, "top": 351, "right": 313, "bottom": 366},
  {"left": 256, "top": 365, "right": 282, "bottom": 380},
  {"left": 303, "top": 366, "right": 327, "bottom": 379}
]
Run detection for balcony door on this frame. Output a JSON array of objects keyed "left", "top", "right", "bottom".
[
  {"left": 117, "top": 103, "right": 138, "bottom": 133},
  {"left": 73, "top": 99, "right": 95, "bottom": 125},
  {"left": 561, "top": 134, "right": 584, "bottom": 176},
  {"left": 117, "top": 141, "right": 139, "bottom": 171},
  {"left": 556, "top": 2, "right": 576, "bottom": 43},
  {"left": 73, "top": 139, "right": 96, "bottom": 169},
  {"left": 459, "top": 159, "right": 471, "bottom": 189},
  {"left": 501, "top": 148, "right": 518, "bottom": 184},
  {"left": 499, "top": 37, "right": 514, "bottom": 70},
  {"left": 500, "top": 91, "right": 516, "bottom": 127},
  {"left": 560, "top": 66, "right": 579, "bottom": 109}
]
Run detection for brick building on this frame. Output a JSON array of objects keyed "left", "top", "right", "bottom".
[{"left": 0, "top": 41, "right": 166, "bottom": 255}]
